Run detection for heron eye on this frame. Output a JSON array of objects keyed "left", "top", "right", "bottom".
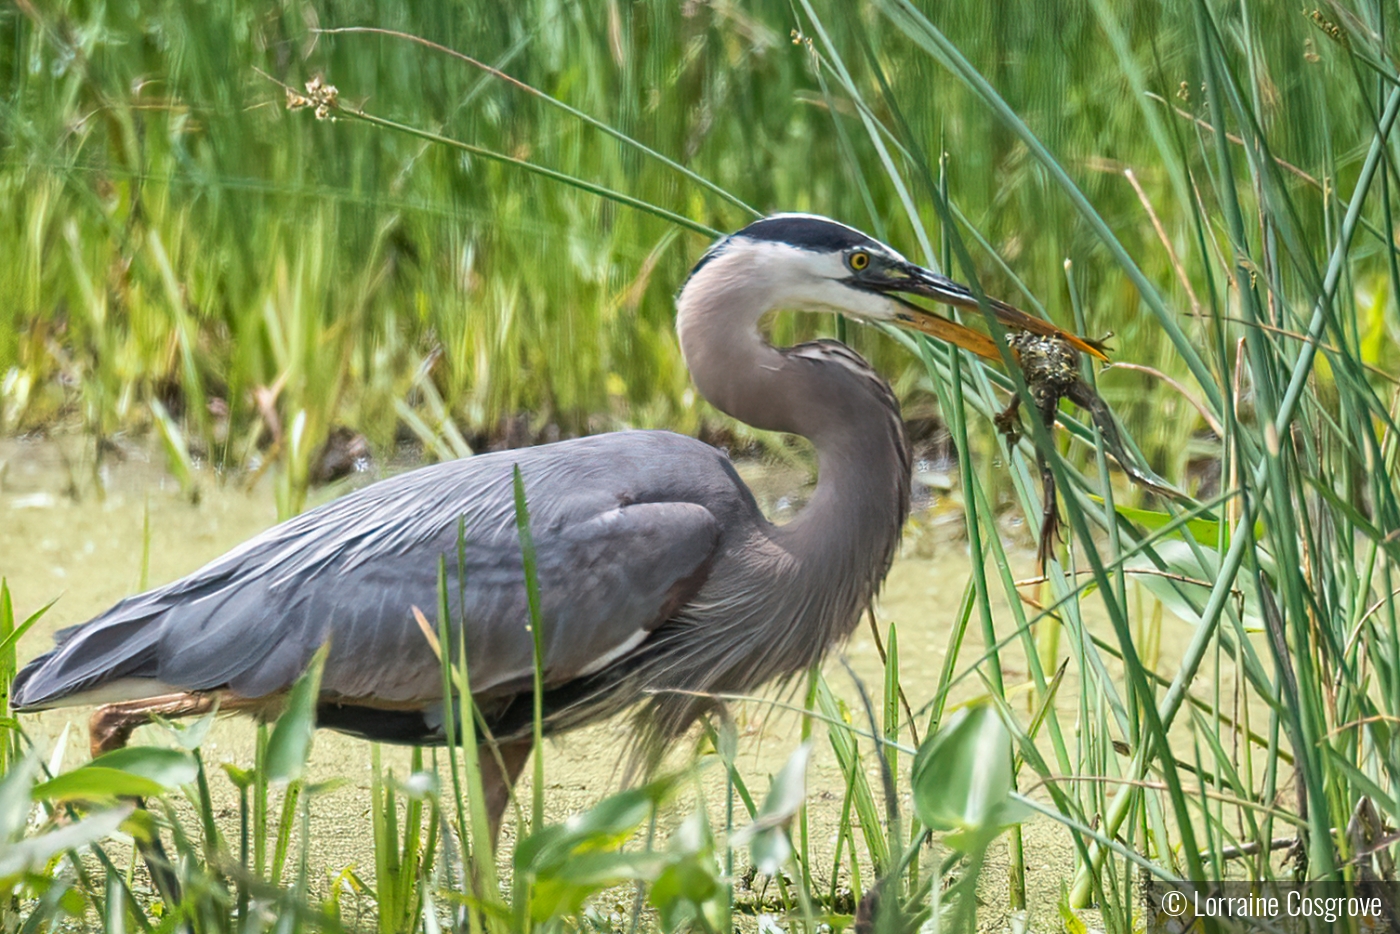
[{"left": 849, "top": 251, "right": 870, "bottom": 271}]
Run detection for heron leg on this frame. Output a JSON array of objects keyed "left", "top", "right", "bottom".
[
  {"left": 89, "top": 692, "right": 230, "bottom": 758},
  {"left": 480, "top": 737, "right": 533, "bottom": 844},
  {"left": 89, "top": 693, "right": 224, "bottom": 913}
]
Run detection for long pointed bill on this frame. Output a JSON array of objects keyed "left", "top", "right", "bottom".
[
  {"left": 886, "top": 298, "right": 1002, "bottom": 361},
  {"left": 885, "top": 264, "right": 1111, "bottom": 362}
]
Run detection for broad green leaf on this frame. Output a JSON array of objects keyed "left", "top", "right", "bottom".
[
  {"left": 0, "top": 806, "right": 133, "bottom": 883},
  {"left": 265, "top": 644, "right": 329, "bottom": 783},
  {"left": 151, "top": 701, "right": 220, "bottom": 751},
  {"left": 732, "top": 741, "right": 811, "bottom": 873},
  {"left": 32, "top": 767, "right": 164, "bottom": 802},
  {"left": 649, "top": 812, "right": 721, "bottom": 934},
  {"left": 747, "top": 826, "right": 791, "bottom": 877},
  {"left": 527, "top": 851, "right": 665, "bottom": 921},
  {"left": 514, "top": 780, "right": 706, "bottom": 924},
  {"left": 756, "top": 741, "right": 811, "bottom": 826},
  {"left": 0, "top": 753, "right": 39, "bottom": 839},
  {"left": 118, "top": 807, "right": 160, "bottom": 844},
  {"left": 515, "top": 795, "right": 648, "bottom": 870},
  {"left": 220, "top": 762, "right": 254, "bottom": 790},
  {"left": 911, "top": 701, "right": 1017, "bottom": 848},
  {"left": 650, "top": 858, "right": 719, "bottom": 929},
  {"left": 87, "top": 746, "right": 198, "bottom": 787},
  {"left": 1088, "top": 496, "right": 1224, "bottom": 544},
  {"left": 515, "top": 774, "right": 678, "bottom": 873},
  {"left": 1126, "top": 540, "right": 1263, "bottom": 632}
]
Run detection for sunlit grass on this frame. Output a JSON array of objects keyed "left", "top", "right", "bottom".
[{"left": 11, "top": 0, "right": 1392, "bottom": 496}]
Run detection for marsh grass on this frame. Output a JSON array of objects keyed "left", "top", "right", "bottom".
[
  {"left": 4, "top": 0, "right": 1400, "bottom": 931},
  {"left": 837, "top": 0, "right": 1400, "bottom": 927},
  {"left": 12, "top": 0, "right": 1380, "bottom": 497}
]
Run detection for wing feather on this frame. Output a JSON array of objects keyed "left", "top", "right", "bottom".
[{"left": 11, "top": 433, "right": 732, "bottom": 713}]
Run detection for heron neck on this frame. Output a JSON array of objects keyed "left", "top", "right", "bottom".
[{"left": 678, "top": 278, "right": 910, "bottom": 621}]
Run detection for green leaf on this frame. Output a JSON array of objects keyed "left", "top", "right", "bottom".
[
  {"left": 513, "top": 776, "right": 693, "bottom": 923},
  {"left": 515, "top": 774, "right": 677, "bottom": 873},
  {"left": 0, "top": 806, "right": 133, "bottom": 883},
  {"left": 715, "top": 715, "right": 738, "bottom": 766},
  {"left": 816, "top": 676, "right": 890, "bottom": 873},
  {"left": 747, "top": 826, "right": 792, "bottom": 877},
  {"left": 265, "top": 644, "right": 329, "bottom": 783},
  {"left": 0, "top": 589, "right": 56, "bottom": 662},
  {"left": 753, "top": 741, "right": 812, "bottom": 828},
  {"left": 303, "top": 777, "right": 349, "bottom": 797},
  {"left": 732, "top": 741, "right": 811, "bottom": 873},
  {"left": 1089, "top": 496, "right": 1265, "bottom": 547},
  {"left": 220, "top": 762, "right": 254, "bottom": 790},
  {"left": 118, "top": 808, "right": 161, "bottom": 845},
  {"left": 1127, "top": 540, "right": 1263, "bottom": 632},
  {"left": 911, "top": 701, "right": 1018, "bottom": 848},
  {"left": 0, "top": 753, "right": 39, "bottom": 839},
  {"left": 32, "top": 767, "right": 165, "bottom": 802},
  {"left": 650, "top": 857, "right": 719, "bottom": 924},
  {"left": 151, "top": 701, "right": 220, "bottom": 751},
  {"left": 1088, "top": 496, "right": 1224, "bottom": 544},
  {"left": 1058, "top": 880, "right": 1089, "bottom": 934},
  {"left": 527, "top": 851, "right": 665, "bottom": 921},
  {"left": 649, "top": 812, "right": 721, "bottom": 934},
  {"left": 87, "top": 746, "right": 198, "bottom": 787}
]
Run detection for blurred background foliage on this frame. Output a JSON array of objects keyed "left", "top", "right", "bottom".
[{"left": 0, "top": 0, "right": 1395, "bottom": 493}]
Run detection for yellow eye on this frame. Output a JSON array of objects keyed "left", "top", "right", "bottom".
[{"left": 849, "top": 251, "right": 870, "bottom": 271}]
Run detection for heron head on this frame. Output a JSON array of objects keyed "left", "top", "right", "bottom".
[{"left": 684, "top": 213, "right": 998, "bottom": 335}]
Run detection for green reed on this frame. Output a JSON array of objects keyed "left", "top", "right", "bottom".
[{"left": 11, "top": 0, "right": 1383, "bottom": 503}]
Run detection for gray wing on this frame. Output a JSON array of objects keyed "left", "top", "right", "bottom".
[{"left": 11, "top": 433, "right": 731, "bottom": 710}]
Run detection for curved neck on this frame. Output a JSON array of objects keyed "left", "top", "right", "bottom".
[{"left": 677, "top": 258, "right": 911, "bottom": 623}]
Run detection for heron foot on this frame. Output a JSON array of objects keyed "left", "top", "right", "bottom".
[
  {"left": 92, "top": 693, "right": 211, "bottom": 757},
  {"left": 88, "top": 693, "right": 232, "bottom": 912},
  {"left": 481, "top": 737, "right": 533, "bottom": 844},
  {"left": 88, "top": 691, "right": 276, "bottom": 758}
]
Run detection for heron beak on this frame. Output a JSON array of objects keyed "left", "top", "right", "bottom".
[
  {"left": 871, "top": 261, "right": 1112, "bottom": 363},
  {"left": 886, "top": 299, "right": 1003, "bottom": 360}
]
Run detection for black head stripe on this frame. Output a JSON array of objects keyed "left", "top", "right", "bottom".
[
  {"left": 733, "top": 215, "right": 881, "bottom": 253},
  {"left": 683, "top": 214, "right": 882, "bottom": 289}
]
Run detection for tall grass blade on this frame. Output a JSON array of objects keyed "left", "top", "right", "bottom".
[{"left": 511, "top": 465, "right": 547, "bottom": 840}]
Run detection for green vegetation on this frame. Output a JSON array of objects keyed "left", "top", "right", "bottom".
[
  {"left": 5, "top": 0, "right": 1392, "bottom": 499},
  {"left": 5, "top": 0, "right": 1400, "bottom": 931}
]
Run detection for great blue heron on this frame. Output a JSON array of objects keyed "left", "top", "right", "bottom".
[{"left": 11, "top": 214, "right": 1103, "bottom": 836}]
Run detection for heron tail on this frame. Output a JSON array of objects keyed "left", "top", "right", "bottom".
[{"left": 9, "top": 600, "right": 167, "bottom": 711}]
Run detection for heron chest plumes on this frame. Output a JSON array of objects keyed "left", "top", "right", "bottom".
[
  {"left": 615, "top": 232, "right": 917, "bottom": 743},
  {"left": 601, "top": 344, "right": 911, "bottom": 748}
]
